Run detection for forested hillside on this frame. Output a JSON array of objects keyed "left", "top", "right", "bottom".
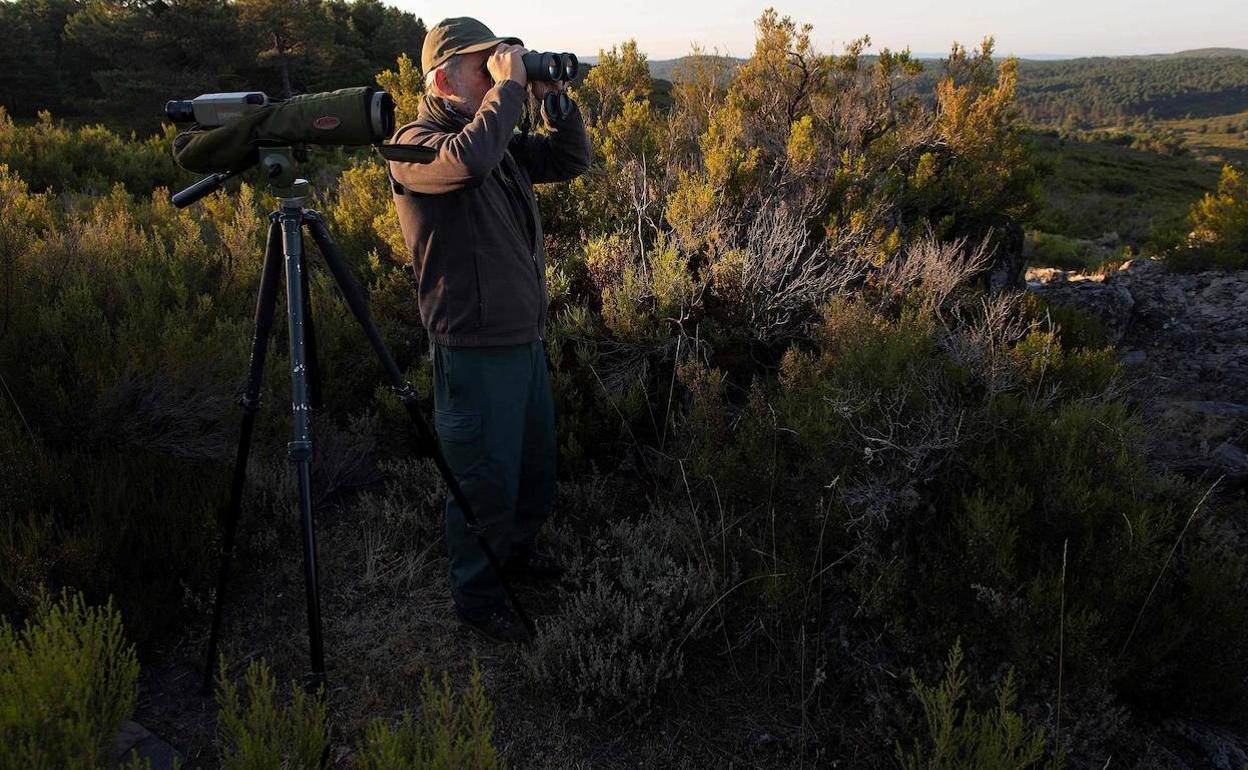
[
  {"left": 2, "top": 4, "right": 1248, "bottom": 769},
  {"left": 651, "top": 51, "right": 1248, "bottom": 127},
  {"left": 1010, "top": 55, "right": 1248, "bottom": 124},
  {"left": 0, "top": 0, "right": 426, "bottom": 130}
]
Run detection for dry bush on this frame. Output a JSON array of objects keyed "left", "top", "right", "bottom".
[
  {"left": 355, "top": 457, "right": 445, "bottom": 591},
  {"left": 525, "top": 501, "right": 726, "bottom": 719},
  {"left": 879, "top": 230, "right": 997, "bottom": 314},
  {"left": 729, "top": 199, "right": 874, "bottom": 345}
]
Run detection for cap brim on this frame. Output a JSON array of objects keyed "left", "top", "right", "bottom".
[{"left": 453, "top": 36, "right": 524, "bottom": 57}]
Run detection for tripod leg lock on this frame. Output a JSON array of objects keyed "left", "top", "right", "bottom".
[
  {"left": 389, "top": 382, "right": 421, "bottom": 405},
  {"left": 287, "top": 440, "right": 313, "bottom": 462},
  {"left": 238, "top": 392, "right": 262, "bottom": 411}
]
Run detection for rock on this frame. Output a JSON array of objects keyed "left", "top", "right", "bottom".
[
  {"left": 1153, "top": 401, "right": 1248, "bottom": 478},
  {"left": 1027, "top": 259, "right": 1248, "bottom": 485},
  {"left": 1029, "top": 279, "right": 1135, "bottom": 346},
  {"left": 1164, "top": 718, "right": 1248, "bottom": 770},
  {"left": 113, "top": 721, "right": 183, "bottom": 769}
]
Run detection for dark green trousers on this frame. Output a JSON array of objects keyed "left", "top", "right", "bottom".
[{"left": 431, "top": 339, "right": 555, "bottom": 616}]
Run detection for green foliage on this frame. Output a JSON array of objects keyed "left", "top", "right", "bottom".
[
  {"left": 353, "top": 662, "right": 502, "bottom": 770},
  {"left": 1020, "top": 293, "right": 1107, "bottom": 350},
  {"left": 215, "top": 657, "right": 329, "bottom": 770},
  {"left": 896, "top": 640, "right": 1059, "bottom": 770},
  {"left": 0, "top": 108, "right": 190, "bottom": 195},
  {"left": 1007, "top": 55, "right": 1248, "bottom": 125},
  {"left": 1023, "top": 129, "right": 1220, "bottom": 250},
  {"left": 1171, "top": 163, "right": 1248, "bottom": 269},
  {"left": 0, "top": 154, "right": 414, "bottom": 643},
  {"left": 1, "top": 9, "right": 1247, "bottom": 767},
  {"left": 0, "top": 0, "right": 427, "bottom": 133},
  {"left": 0, "top": 589, "right": 139, "bottom": 770},
  {"left": 375, "top": 53, "right": 424, "bottom": 128}
]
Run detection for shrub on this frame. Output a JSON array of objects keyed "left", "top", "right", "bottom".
[
  {"left": 896, "top": 640, "right": 1060, "bottom": 770},
  {"left": 0, "top": 589, "right": 140, "bottom": 769},
  {"left": 353, "top": 662, "right": 503, "bottom": 770},
  {"left": 525, "top": 504, "right": 724, "bottom": 719},
  {"left": 215, "top": 657, "right": 329, "bottom": 770},
  {"left": 1170, "top": 163, "right": 1248, "bottom": 270}
]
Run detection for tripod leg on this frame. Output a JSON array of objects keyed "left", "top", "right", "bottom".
[
  {"left": 300, "top": 253, "right": 324, "bottom": 412},
  {"left": 203, "top": 215, "right": 284, "bottom": 694},
  {"left": 302, "top": 211, "right": 537, "bottom": 636},
  {"left": 281, "top": 204, "right": 328, "bottom": 688}
]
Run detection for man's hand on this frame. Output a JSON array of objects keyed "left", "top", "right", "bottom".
[
  {"left": 529, "top": 79, "right": 565, "bottom": 99},
  {"left": 487, "top": 43, "right": 527, "bottom": 87}
]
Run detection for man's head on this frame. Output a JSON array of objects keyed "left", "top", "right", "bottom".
[{"left": 422, "top": 17, "right": 522, "bottom": 116}]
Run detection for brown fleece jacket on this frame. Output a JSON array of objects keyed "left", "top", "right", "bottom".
[{"left": 387, "top": 79, "right": 592, "bottom": 346}]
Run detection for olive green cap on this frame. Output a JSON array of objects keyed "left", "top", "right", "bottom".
[{"left": 422, "top": 17, "right": 523, "bottom": 74}]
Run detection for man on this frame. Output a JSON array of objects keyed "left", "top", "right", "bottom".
[{"left": 386, "top": 17, "right": 592, "bottom": 642}]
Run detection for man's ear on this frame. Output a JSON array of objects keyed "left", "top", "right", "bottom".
[{"left": 433, "top": 67, "right": 453, "bottom": 97}]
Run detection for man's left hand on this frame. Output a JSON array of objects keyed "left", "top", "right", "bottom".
[{"left": 529, "top": 80, "right": 565, "bottom": 99}]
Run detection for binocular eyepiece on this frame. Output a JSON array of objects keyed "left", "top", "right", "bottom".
[{"left": 522, "top": 51, "right": 579, "bottom": 82}]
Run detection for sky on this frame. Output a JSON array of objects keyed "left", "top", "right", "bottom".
[{"left": 391, "top": 0, "right": 1247, "bottom": 61}]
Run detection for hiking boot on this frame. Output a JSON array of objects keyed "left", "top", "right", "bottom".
[
  {"left": 503, "top": 549, "right": 565, "bottom": 580},
  {"left": 454, "top": 603, "right": 531, "bottom": 644}
]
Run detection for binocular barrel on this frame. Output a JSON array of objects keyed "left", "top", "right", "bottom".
[{"left": 522, "top": 52, "right": 579, "bottom": 82}]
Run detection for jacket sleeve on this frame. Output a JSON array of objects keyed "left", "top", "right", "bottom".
[
  {"left": 387, "top": 80, "right": 527, "bottom": 195},
  {"left": 509, "top": 96, "right": 594, "bottom": 184}
]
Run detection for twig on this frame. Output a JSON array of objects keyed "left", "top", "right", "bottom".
[
  {"left": 1057, "top": 538, "right": 1068, "bottom": 751},
  {"left": 1118, "top": 477, "right": 1223, "bottom": 658},
  {"left": 677, "top": 573, "right": 784, "bottom": 651}
]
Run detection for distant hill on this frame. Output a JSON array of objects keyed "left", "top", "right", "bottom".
[
  {"left": 643, "top": 56, "right": 744, "bottom": 82},
  {"left": 635, "top": 49, "right": 1248, "bottom": 126},
  {"left": 636, "top": 49, "right": 1248, "bottom": 81},
  {"left": 1132, "top": 48, "right": 1248, "bottom": 59}
]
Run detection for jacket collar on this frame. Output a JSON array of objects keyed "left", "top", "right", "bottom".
[{"left": 419, "top": 92, "right": 472, "bottom": 133}]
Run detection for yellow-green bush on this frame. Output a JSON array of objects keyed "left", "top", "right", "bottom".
[
  {"left": 0, "top": 107, "right": 189, "bottom": 196},
  {"left": 0, "top": 154, "right": 419, "bottom": 643},
  {"left": 214, "top": 658, "right": 503, "bottom": 770},
  {"left": 1169, "top": 163, "right": 1248, "bottom": 270},
  {"left": 353, "top": 663, "right": 502, "bottom": 770},
  {"left": 896, "top": 640, "right": 1059, "bottom": 770},
  {"left": 0, "top": 589, "right": 139, "bottom": 769},
  {"left": 215, "top": 658, "right": 329, "bottom": 770}
]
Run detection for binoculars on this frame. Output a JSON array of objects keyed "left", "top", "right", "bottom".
[{"left": 522, "top": 51, "right": 579, "bottom": 82}]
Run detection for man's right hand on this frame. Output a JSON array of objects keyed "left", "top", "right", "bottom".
[{"left": 487, "top": 44, "right": 528, "bottom": 88}]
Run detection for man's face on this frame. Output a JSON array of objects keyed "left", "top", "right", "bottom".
[{"left": 444, "top": 49, "right": 494, "bottom": 116}]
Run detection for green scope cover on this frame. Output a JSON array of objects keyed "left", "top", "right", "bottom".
[{"left": 172, "top": 87, "right": 390, "bottom": 173}]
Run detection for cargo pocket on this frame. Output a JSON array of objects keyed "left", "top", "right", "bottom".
[
  {"left": 434, "top": 409, "right": 482, "bottom": 443},
  {"left": 434, "top": 408, "right": 483, "bottom": 477}
]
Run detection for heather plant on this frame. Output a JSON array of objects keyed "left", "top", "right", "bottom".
[
  {"left": 215, "top": 657, "right": 330, "bottom": 770},
  {"left": 353, "top": 663, "right": 503, "bottom": 770},
  {"left": 896, "top": 640, "right": 1060, "bottom": 770},
  {"left": 666, "top": 238, "right": 1248, "bottom": 749},
  {"left": 0, "top": 589, "right": 139, "bottom": 770},
  {"left": 525, "top": 502, "right": 725, "bottom": 719},
  {"left": 213, "top": 657, "right": 502, "bottom": 770},
  {"left": 0, "top": 107, "right": 189, "bottom": 195},
  {"left": 0, "top": 153, "right": 418, "bottom": 641}
]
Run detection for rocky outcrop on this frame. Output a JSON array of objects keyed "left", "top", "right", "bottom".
[{"left": 1028, "top": 258, "right": 1248, "bottom": 486}]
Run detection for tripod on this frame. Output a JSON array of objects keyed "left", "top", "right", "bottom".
[{"left": 193, "top": 146, "right": 535, "bottom": 693}]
